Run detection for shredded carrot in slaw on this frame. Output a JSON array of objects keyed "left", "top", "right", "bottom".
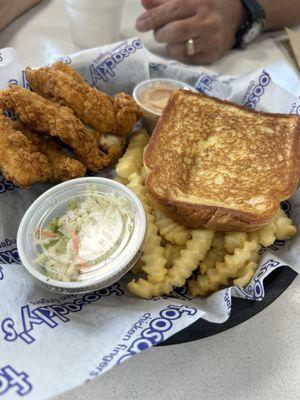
[
  {"left": 35, "top": 228, "right": 59, "bottom": 240},
  {"left": 70, "top": 230, "right": 87, "bottom": 268}
]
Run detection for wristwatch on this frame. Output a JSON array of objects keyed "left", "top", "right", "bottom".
[{"left": 235, "top": 0, "right": 266, "bottom": 48}]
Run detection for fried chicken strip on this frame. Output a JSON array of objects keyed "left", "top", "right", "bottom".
[
  {"left": 51, "top": 63, "right": 143, "bottom": 137},
  {"left": 0, "top": 114, "right": 52, "bottom": 187},
  {"left": 14, "top": 121, "right": 86, "bottom": 181},
  {"left": 86, "top": 124, "right": 127, "bottom": 164},
  {"left": 25, "top": 64, "right": 117, "bottom": 134},
  {"left": 98, "top": 133, "right": 126, "bottom": 164},
  {"left": 0, "top": 85, "right": 109, "bottom": 172},
  {"left": 114, "top": 93, "right": 143, "bottom": 137},
  {"left": 51, "top": 61, "right": 85, "bottom": 84},
  {"left": 52, "top": 65, "right": 143, "bottom": 137}
]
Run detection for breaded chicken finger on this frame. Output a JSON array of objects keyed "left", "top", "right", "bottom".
[
  {"left": 0, "top": 114, "right": 52, "bottom": 187},
  {"left": 25, "top": 65, "right": 117, "bottom": 134},
  {"left": 85, "top": 125, "right": 127, "bottom": 164},
  {"left": 14, "top": 121, "right": 86, "bottom": 181},
  {"left": 51, "top": 61, "right": 86, "bottom": 84},
  {"left": 114, "top": 93, "right": 143, "bottom": 137},
  {"left": 0, "top": 85, "right": 109, "bottom": 172}
]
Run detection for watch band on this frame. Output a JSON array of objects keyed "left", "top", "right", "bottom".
[
  {"left": 239, "top": 0, "right": 266, "bottom": 23},
  {"left": 235, "top": 0, "right": 266, "bottom": 48}
]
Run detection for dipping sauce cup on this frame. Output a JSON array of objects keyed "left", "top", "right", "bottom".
[{"left": 133, "top": 78, "right": 196, "bottom": 132}]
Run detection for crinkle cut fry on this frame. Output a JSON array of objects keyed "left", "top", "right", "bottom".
[
  {"left": 233, "top": 260, "right": 259, "bottom": 287},
  {"left": 0, "top": 85, "right": 108, "bottom": 172},
  {"left": 275, "top": 209, "right": 297, "bottom": 240},
  {"left": 198, "top": 232, "right": 226, "bottom": 274},
  {"left": 199, "top": 246, "right": 227, "bottom": 274},
  {"left": 115, "top": 129, "right": 150, "bottom": 277},
  {"left": 248, "top": 215, "right": 277, "bottom": 247},
  {"left": 211, "top": 232, "right": 225, "bottom": 250},
  {"left": 167, "top": 229, "right": 215, "bottom": 287},
  {"left": 164, "top": 243, "right": 183, "bottom": 268},
  {"left": 127, "top": 172, "right": 168, "bottom": 283},
  {"left": 25, "top": 65, "right": 117, "bottom": 134},
  {"left": 0, "top": 114, "right": 52, "bottom": 187},
  {"left": 128, "top": 229, "right": 214, "bottom": 299},
  {"left": 188, "top": 240, "right": 260, "bottom": 297},
  {"left": 200, "top": 232, "right": 247, "bottom": 275},
  {"left": 248, "top": 208, "right": 296, "bottom": 245},
  {"left": 152, "top": 208, "right": 191, "bottom": 246},
  {"left": 236, "top": 209, "right": 296, "bottom": 287},
  {"left": 14, "top": 122, "right": 86, "bottom": 182},
  {"left": 231, "top": 210, "right": 296, "bottom": 288},
  {"left": 224, "top": 232, "right": 248, "bottom": 253},
  {"left": 116, "top": 129, "right": 150, "bottom": 181},
  {"left": 196, "top": 211, "right": 297, "bottom": 293},
  {"left": 116, "top": 130, "right": 191, "bottom": 245}
]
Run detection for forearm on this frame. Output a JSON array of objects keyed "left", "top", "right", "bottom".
[
  {"left": 0, "top": 0, "right": 41, "bottom": 32},
  {"left": 259, "top": 0, "right": 300, "bottom": 30}
]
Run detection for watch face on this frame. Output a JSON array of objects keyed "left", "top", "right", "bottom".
[{"left": 243, "top": 21, "right": 264, "bottom": 45}]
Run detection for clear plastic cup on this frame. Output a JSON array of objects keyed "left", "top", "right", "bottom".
[
  {"left": 17, "top": 177, "right": 146, "bottom": 294},
  {"left": 64, "top": 0, "right": 125, "bottom": 48},
  {"left": 133, "top": 79, "right": 196, "bottom": 132}
]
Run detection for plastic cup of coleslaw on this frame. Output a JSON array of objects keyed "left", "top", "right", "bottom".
[
  {"left": 133, "top": 78, "right": 196, "bottom": 132},
  {"left": 17, "top": 177, "right": 146, "bottom": 294}
]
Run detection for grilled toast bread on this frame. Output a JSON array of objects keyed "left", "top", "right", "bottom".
[{"left": 144, "top": 90, "right": 300, "bottom": 231}]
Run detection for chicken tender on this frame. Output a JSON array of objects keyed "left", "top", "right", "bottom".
[
  {"left": 0, "top": 85, "right": 109, "bottom": 172},
  {"left": 85, "top": 125, "right": 126, "bottom": 164},
  {"left": 0, "top": 114, "right": 52, "bottom": 187},
  {"left": 26, "top": 63, "right": 143, "bottom": 137},
  {"left": 14, "top": 121, "right": 86, "bottom": 181},
  {"left": 98, "top": 133, "right": 127, "bottom": 164},
  {"left": 51, "top": 61, "right": 86, "bottom": 84},
  {"left": 114, "top": 92, "right": 143, "bottom": 137},
  {"left": 25, "top": 64, "right": 117, "bottom": 134}
]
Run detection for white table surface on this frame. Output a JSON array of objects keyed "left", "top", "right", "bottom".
[{"left": 1, "top": 1, "right": 299, "bottom": 399}]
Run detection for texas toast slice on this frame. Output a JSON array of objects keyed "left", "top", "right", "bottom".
[{"left": 144, "top": 90, "right": 300, "bottom": 231}]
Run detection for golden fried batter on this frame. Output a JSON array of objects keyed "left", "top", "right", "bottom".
[
  {"left": 98, "top": 133, "right": 127, "bottom": 164},
  {"left": 85, "top": 125, "right": 127, "bottom": 165},
  {"left": 0, "top": 85, "right": 109, "bottom": 172},
  {"left": 51, "top": 61, "right": 86, "bottom": 84},
  {"left": 14, "top": 121, "right": 86, "bottom": 181},
  {"left": 114, "top": 92, "right": 143, "bottom": 137},
  {"left": 26, "top": 63, "right": 143, "bottom": 137},
  {"left": 25, "top": 65, "right": 117, "bottom": 134},
  {"left": 0, "top": 114, "right": 52, "bottom": 187}
]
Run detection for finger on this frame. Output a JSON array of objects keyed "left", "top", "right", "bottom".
[
  {"left": 154, "top": 16, "right": 200, "bottom": 44},
  {"left": 169, "top": 48, "right": 222, "bottom": 65},
  {"left": 167, "top": 32, "right": 221, "bottom": 56},
  {"left": 167, "top": 39, "right": 206, "bottom": 58},
  {"left": 141, "top": 0, "right": 168, "bottom": 10},
  {"left": 136, "top": 0, "right": 197, "bottom": 32}
]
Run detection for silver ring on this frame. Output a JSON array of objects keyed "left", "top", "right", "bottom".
[{"left": 186, "top": 38, "right": 195, "bottom": 56}]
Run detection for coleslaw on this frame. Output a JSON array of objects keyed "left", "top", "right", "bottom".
[{"left": 35, "top": 186, "right": 134, "bottom": 281}]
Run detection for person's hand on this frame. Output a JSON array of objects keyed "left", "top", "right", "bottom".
[
  {"left": 0, "top": 0, "right": 41, "bottom": 32},
  {"left": 136, "top": 0, "right": 246, "bottom": 64}
]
